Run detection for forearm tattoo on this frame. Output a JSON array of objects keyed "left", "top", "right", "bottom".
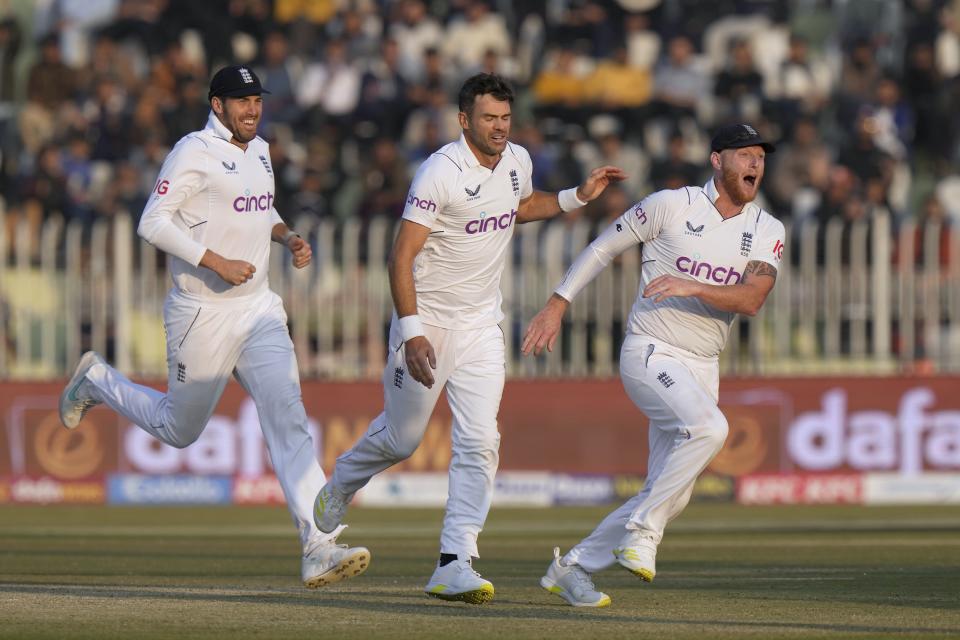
[{"left": 744, "top": 260, "right": 778, "bottom": 281}]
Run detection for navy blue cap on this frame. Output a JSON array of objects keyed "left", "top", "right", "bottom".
[
  {"left": 710, "top": 123, "right": 776, "bottom": 153},
  {"left": 208, "top": 65, "right": 270, "bottom": 101}
]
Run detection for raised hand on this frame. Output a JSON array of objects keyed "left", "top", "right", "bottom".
[{"left": 578, "top": 165, "right": 628, "bottom": 202}]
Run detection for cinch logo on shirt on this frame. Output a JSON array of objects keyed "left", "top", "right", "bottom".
[
  {"left": 676, "top": 256, "right": 742, "bottom": 284},
  {"left": 465, "top": 209, "right": 517, "bottom": 235},
  {"left": 233, "top": 192, "right": 274, "bottom": 212},
  {"left": 407, "top": 193, "right": 437, "bottom": 212}
]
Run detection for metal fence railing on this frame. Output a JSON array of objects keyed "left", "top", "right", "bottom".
[{"left": 1, "top": 204, "right": 956, "bottom": 380}]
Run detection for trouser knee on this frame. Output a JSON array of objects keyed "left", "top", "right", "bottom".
[
  {"left": 384, "top": 428, "right": 424, "bottom": 462},
  {"left": 164, "top": 406, "right": 208, "bottom": 448},
  {"left": 700, "top": 410, "right": 729, "bottom": 451},
  {"left": 452, "top": 432, "right": 500, "bottom": 464},
  {"left": 167, "top": 426, "right": 203, "bottom": 449}
]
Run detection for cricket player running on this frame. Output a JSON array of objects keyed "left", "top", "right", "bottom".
[
  {"left": 313, "top": 73, "right": 625, "bottom": 604},
  {"left": 523, "top": 124, "right": 784, "bottom": 607},
  {"left": 59, "top": 65, "right": 369, "bottom": 589}
]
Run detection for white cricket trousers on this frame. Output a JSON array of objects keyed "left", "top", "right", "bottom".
[
  {"left": 330, "top": 319, "right": 504, "bottom": 560},
  {"left": 84, "top": 288, "right": 333, "bottom": 551},
  {"left": 563, "top": 334, "right": 728, "bottom": 573}
]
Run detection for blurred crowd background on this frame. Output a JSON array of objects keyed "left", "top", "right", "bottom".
[{"left": 1, "top": 0, "right": 960, "bottom": 255}]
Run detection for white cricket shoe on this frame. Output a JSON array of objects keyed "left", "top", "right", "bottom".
[
  {"left": 424, "top": 559, "right": 495, "bottom": 604},
  {"left": 313, "top": 482, "right": 353, "bottom": 534},
  {"left": 59, "top": 351, "right": 104, "bottom": 429},
  {"left": 614, "top": 530, "right": 657, "bottom": 582},
  {"left": 540, "top": 547, "right": 611, "bottom": 607},
  {"left": 301, "top": 529, "right": 370, "bottom": 588}
]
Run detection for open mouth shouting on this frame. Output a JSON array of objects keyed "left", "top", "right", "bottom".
[{"left": 720, "top": 163, "right": 763, "bottom": 206}]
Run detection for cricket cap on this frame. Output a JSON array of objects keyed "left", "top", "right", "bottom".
[
  {"left": 710, "top": 123, "right": 776, "bottom": 153},
  {"left": 208, "top": 65, "right": 270, "bottom": 101}
]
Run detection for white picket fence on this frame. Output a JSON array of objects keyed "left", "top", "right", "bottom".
[{"left": 1, "top": 206, "right": 957, "bottom": 380}]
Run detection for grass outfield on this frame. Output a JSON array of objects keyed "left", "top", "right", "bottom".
[{"left": 1, "top": 503, "right": 959, "bottom": 639}]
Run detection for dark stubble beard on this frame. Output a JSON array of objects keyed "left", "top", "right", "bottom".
[
  {"left": 466, "top": 127, "right": 501, "bottom": 158},
  {"left": 232, "top": 128, "right": 255, "bottom": 144},
  {"left": 222, "top": 103, "right": 257, "bottom": 144}
]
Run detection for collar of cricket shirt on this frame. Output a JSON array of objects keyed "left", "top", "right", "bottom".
[
  {"left": 703, "top": 177, "right": 720, "bottom": 204},
  {"left": 205, "top": 110, "right": 247, "bottom": 149},
  {"left": 455, "top": 133, "right": 483, "bottom": 169}
]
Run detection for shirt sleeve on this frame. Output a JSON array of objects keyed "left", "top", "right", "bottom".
[
  {"left": 753, "top": 213, "right": 786, "bottom": 270},
  {"left": 620, "top": 188, "right": 676, "bottom": 243},
  {"left": 269, "top": 207, "right": 284, "bottom": 228},
  {"left": 137, "top": 137, "right": 209, "bottom": 267},
  {"left": 513, "top": 143, "right": 534, "bottom": 199},
  {"left": 401, "top": 158, "right": 449, "bottom": 228},
  {"left": 554, "top": 216, "right": 641, "bottom": 302},
  {"left": 554, "top": 188, "right": 683, "bottom": 301}
]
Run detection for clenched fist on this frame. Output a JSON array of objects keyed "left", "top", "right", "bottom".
[{"left": 287, "top": 234, "right": 312, "bottom": 269}]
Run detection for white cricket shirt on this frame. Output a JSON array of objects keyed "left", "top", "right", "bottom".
[
  {"left": 138, "top": 111, "right": 283, "bottom": 300},
  {"left": 557, "top": 179, "right": 785, "bottom": 358},
  {"left": 401, "top": 133, "right": 533, "bottom": 329}
]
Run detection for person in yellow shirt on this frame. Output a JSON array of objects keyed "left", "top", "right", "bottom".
[
  {"left": 584, "top": 46, "right": 653, "bottom": 110},
  {"left": 532, "top": 48, "right": 587, "bottom": 122},
  {"left": 274, "top": 0, "right": 337, "bottom": 23}
]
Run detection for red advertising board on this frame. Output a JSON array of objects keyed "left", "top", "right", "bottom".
[{"left": 1, "top": 377, "right": 959, "bottom": 481}]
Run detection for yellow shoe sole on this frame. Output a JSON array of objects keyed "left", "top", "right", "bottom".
[
  {"left": 426, "top": 583, "right": 495, "bottom": 604},
  {"left": 623, "top": 566, "right": 655, "bottom": 582}
]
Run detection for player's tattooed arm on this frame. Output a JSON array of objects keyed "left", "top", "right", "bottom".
[
  {"left": 725, "top": 260, "right": 777, "bottom": 315},
  {"left": 743, "top": 260, "right": 778, "bottom": 283}
]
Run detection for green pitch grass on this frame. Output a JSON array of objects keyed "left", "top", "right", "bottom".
[{"left": 1, "top": 503, "right": 959, "bottom": 639}]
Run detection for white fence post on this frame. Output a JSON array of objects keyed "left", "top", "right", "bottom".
[
  {"left": 0, "top": 199, "right": 6, "bottom": 376},
  {"left": 90, "top": 220, "right": 110, "bottom": 359},
  {"left": 40, "top": 216, "right": 64, "bottom": 376},
  {"left": 64, "top": 220, "right": 84, "bottom": 372},
  {"left": 872, "top": 213, "right": 891, "bottom": 364},
  {"left": 13, "top": 215, "right": 32, "bottom": 373},
  {"left": 896, "top": 220, "right": 916, "bottom": 368},
  {"left": 314, "top": 219, "right": 336, "bottom": 376},
  {"left": 113, "top": 213, "right": 133, "bottom": 373}
]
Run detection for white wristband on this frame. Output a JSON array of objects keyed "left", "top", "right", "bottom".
[
  {"left": 558, "top": 187, "right": 587, "bottom": 212},
  {"left": 398, "top": 315, "right": 425, "bottom": 341},
  {"left": 282, "top": 229, "right": 301, "bottom": 244}
]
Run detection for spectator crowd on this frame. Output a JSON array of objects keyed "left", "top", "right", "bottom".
[{"left": 1, "top": 0, "right": 960, "bottom": 258}]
